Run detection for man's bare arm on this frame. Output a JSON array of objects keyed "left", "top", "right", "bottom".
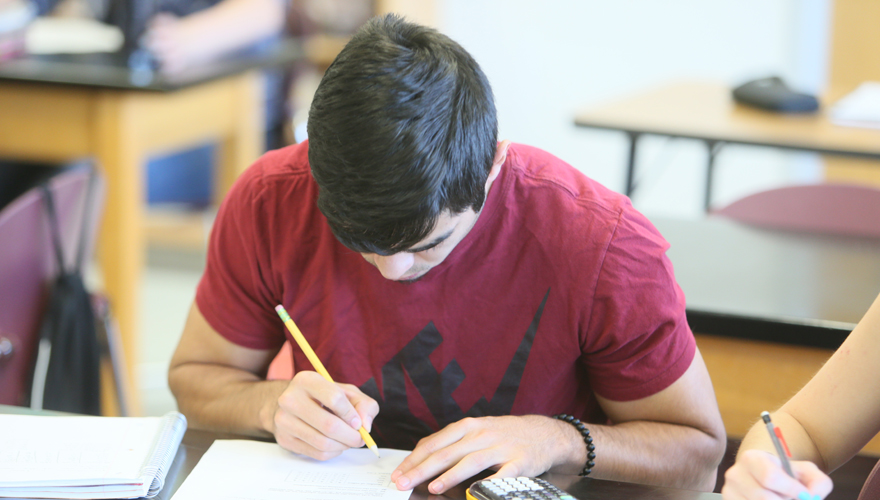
[
  {"left": 169, "top": 301, "right": 380, "bottom": 460},
  {"left": 168, "top": 302, "right": 286, "bottom": 435},
  {"left": 393, "top": 348, "right": 726, "bottom": 494},
  {"left": 587, "top": 348, "right": 726, "bottom": 491}
]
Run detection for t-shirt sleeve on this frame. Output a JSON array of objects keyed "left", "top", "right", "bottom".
[
  {"left": 195, "top": 162, "right": 286, "bottom": 351},
  {"left": 582, "top": 207, "right": 696, "bottom": 402}
]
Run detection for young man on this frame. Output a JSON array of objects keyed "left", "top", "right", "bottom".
[{"left": 169, "top": 14, "right": 725, "bottom": 495}]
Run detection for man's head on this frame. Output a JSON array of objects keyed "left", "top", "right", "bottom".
[{"left": 307, "top": 14, "right": 500, "bottom": 280}]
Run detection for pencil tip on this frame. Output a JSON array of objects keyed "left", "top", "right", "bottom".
[{"left": 370, "top": 445, "right": 380, "bottom": 458}]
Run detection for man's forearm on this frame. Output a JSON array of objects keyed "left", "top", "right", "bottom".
[
  {"left": 571, "top": 420, "right": 725, "bottom": 491},
  {"left": 169, "top": 362, "right": 288, "bottom": 436}
]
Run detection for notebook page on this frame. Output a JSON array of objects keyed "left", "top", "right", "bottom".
[
  {"left": 172, "top": 440, "right": 413, "bottom": 500},
  {"left": 0, "top": 414, "right": 160, "bottom": 487}
]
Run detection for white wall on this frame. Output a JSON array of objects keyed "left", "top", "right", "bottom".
[{"left": 439, "top": 0, "right": 830, "bottom": 218}]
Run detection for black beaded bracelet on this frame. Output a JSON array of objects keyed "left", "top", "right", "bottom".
[{"left": 553, "top": 414, "right": 595, "bottom": 476}]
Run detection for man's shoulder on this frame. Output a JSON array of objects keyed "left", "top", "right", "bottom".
[
  {"left": 506, "top": 143, "right": 631, "bottom": 218},
  {"left": 232, "top": 141, "right": 315, "bottom": 199},
  {"left": 251, "top": 141, "right": 313, "bottom": 181}
]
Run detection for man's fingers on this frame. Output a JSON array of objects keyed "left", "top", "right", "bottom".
[
  {"left": 277, "top": 372, "right": 366, "bottom": 449},
  {"left": 394, "top": 419, "right": 489, "bottom": 491},
  {"left": 429, "top": 449, "right": 506, "bottom": 494},
  {"left": 272, "top": 404, "right": 348, "bottom": 452},
  {"left": 301, "top": 397, "right": 364, "bottom": 448},
  {"left": 340, "top": 384, "right": 380, "bottom": 431},
  {"left": 275, "top": 425, "right": 348, "bottom": 461},
  {"left": 311, "top": 380, "right": 364, "bottom": 431},
  {"left": 393, "top": 420, "right": 469, "bottom": 481}
]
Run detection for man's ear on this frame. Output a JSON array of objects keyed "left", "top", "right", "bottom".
[{"left": 486, "top": 140, "right": 511, "bottom": 186}]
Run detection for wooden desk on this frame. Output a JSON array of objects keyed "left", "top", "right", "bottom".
[
  {"left": 0, "top": 41, "right": 301, "bottom": 415},
  {"left": 0, "top": 403, "right": 722, "bottom": 500},
  {"left": 574, "top": 82, "right": 880, "bottom": 210},
  {"left": 652, "top": 216, "right": 880, "bottom": 452},
  {"left": 158, "top": 429, "right": 721, "bottom": 500}
]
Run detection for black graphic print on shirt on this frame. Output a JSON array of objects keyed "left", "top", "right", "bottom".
[{"left": 360, "top": 288, "right": 550, "bottom": 450}]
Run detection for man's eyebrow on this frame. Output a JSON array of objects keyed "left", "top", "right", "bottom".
[{"left": 405, "top": 227, "right": 456, "bottom": 253}]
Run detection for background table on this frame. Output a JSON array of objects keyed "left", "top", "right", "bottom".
[
  {"left": 652, "top": 215, "right": 880, "bottom": 452},
  {"left": 575, "top": 82, "right": 880, "bottom": 210},
  {"left": 0, "top": 40, "right": 301, "bottom": 415},
  {"left": 655, "top": 216, "right": 880, "bottom": 347}
]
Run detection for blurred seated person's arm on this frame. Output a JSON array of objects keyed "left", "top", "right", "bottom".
[
  {"left": 3, "top": 0, "right": 286, "bottom": 73},
  {"left": 2, "top": 0, "right": 66, "bottom": 17},
  {"left": 143, "top": 0, "right": 286, "bottom": 74}
]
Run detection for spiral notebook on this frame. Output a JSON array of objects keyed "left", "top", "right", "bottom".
[{"left": 0, "top": 411, "right": 186, "bottom": 499}]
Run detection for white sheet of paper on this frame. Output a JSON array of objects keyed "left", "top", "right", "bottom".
[
  {"left": 0, "top": 414, "right": 160, "bottom": 486},
  {"left": 830, "top": 81, "right": 880, "bottom": 129},
  {"left": 26, "top": 18, "right": 123, "bottom": 54},
  {"left": 171, "top": 440, "right": 413, "bottom": 500}
]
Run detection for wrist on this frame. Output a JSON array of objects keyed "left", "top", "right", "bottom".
[
  {"left": 258, "top": 381, "right": 288, "bottom": 435},
  {"left": 553, "top": 414, "right": 596, "bottom": 476}
]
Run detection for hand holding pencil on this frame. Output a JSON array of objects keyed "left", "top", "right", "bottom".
[
  {"left": 720, "top": 412, "right": 832, "bottom": 500},
  {"left": 274, "top": 304, "right": 380, "bottom": 458}
]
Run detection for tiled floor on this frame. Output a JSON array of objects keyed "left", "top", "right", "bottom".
[{"left": 138, "top": 247, "right": 205, "bottom": 416}]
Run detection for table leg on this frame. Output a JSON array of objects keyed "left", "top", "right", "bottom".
[
  {"left": 704, "top": 141, "right": 724, "bottom": 212},
  {"left": 217, "top": 72, "right": 264, "bottom": 204},
  {"left": 93, "top": 92, "right": 144, "bottom": 416},
  {"left": 624, "top": 132, "right": 641, "bottom": 198}
]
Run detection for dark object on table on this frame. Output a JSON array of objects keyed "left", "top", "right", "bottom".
[{"left": 732, "top": 76, "right": 819, "bottom": 113}]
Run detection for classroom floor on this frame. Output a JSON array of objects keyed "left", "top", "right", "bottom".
[{"left": 138, "top": 246, "right": 205, "bottom": 417}]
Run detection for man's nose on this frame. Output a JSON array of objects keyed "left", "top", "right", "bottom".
[{"left": 373, "top": 252, "right": 415, "bottom": 280}]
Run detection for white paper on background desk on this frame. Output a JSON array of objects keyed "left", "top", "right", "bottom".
[
  {"left": 26, "top": 18, "right": 123, "bottom": 54},
  {"left": 171, "top": 440, "right": 413, "bottom": 500},
  {"left": 830, "top": 81, "right": 880, "bottom": 129}
]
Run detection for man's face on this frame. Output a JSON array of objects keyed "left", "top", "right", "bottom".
[{"left": 360, "top": 208, "right": 481, "bottom": 283}]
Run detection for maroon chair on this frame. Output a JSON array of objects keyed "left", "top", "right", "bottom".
[
  {"left": 0, "top": 163, "right": 104, "bottom": 407},
  {"left": 858, "top": 460, "right": 880, "bottom": 500},
  {"left": 713, "top": 183, "right": 880, "bottom": 238}
]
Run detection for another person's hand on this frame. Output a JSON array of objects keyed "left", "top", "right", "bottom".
[
  {"left": 142, "top": 13, "right": 199, "bottom": 74},
  {"left": 392, "top": 415, "right": 578, "bottom": 495},
  {"left": 271, "top": 370, "right": 380, "bottom": 461},
  {"left": 722, "top": 449, "right": 833, "bottom": 500}
]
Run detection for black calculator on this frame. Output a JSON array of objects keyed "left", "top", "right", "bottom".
[{"left": 466, "top": 477, "right": 575, "bottom": 500}]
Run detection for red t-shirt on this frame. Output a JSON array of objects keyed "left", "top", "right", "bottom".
[{"left": 196, "top": 142, "right": 695, "bottom": 449}]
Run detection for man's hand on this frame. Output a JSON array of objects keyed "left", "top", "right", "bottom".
[
  {"left": 270, "top": 371, "right": 380, "bottom": 461},
  {"left": 391, "top": 415, "right": 581, "bottom": 495},
  {"left": 722, "top": 449, "right": 832, "bottom": 500}
]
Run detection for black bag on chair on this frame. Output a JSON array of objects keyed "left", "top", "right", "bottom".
[{"left": 29, "top": 172, "right": 102, "bottom": 415}]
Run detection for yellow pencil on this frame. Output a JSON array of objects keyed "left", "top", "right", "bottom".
[{"left": 274, "top": 304, "right": 380, "bottom": 458}]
